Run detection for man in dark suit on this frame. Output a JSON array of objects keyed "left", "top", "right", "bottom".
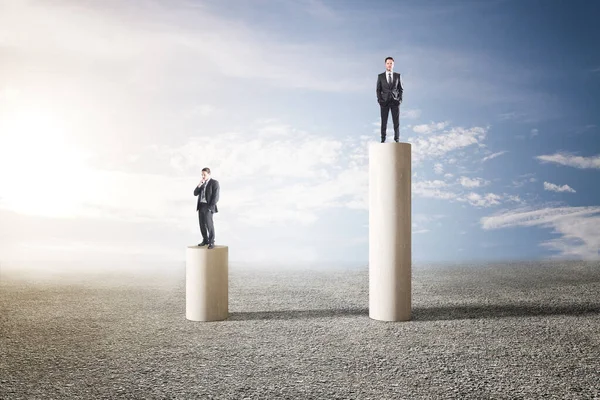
[
  {"left": 376, "top": 56, "right": 404, "bottom": 143},
  {"left": 194, "top": 167, "right": 220, "bottom": 249}
]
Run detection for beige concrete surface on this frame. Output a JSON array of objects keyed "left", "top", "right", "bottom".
[
  {"left": 369, "top": 142, "right": 412, "bottom": 321},
  {"left": 186, "top": 245, "right": 229, "bottom": 321}
]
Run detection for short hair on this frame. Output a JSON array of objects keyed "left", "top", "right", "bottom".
[
  {"left": 201, "top": 167, "right": 211, "bottom": 174},
  {"left": 385, "top": 56, "right": 394, "bottom": 62}
]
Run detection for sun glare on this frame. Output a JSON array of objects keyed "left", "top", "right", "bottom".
[{"left": 0, "top": 108, "right": 91, "bottom": 217}]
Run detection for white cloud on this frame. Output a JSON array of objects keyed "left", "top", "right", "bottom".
[
  {"left": 401, "top": 109, "right": 422, "bottom": 119},
  {"left": 136, "top": 125, "right": 373, "bottom": 225},
  {"left": 498, "top": 112, "right": 521, "bottom": 120},
  {"left": 0, "top": 117, "right": 369, "bottom": 228},
  {"left": 164, "top": 125, "right": 344, "bottom": 179},
  {"left": 412, "top": 177, "right": 505, "bottom": 208},
  {"left": 412, "top": 180, "right": 457, "bottom": 200},
  {"left": 412, "top": 213, "right": 445, "bottom": 234},
  {"left": 0, "top": 0, "right": 366, "bottom": 94},
  {"left": 481, "top": 206, "right": 600, "bottom": 260},
  {"left": 414, "top": 180, "right": 449, "bottom": 189},
  {"left": 530, "top": 128, "right": 538, "bottom": 137},
  {"left": 481, "top": 207, "right": 586, "bottom": 230},
  {"left": 512, "top": 173, "right": 537, "bottom": 188},
  {"left": 544, "top": 181, "right": 576, "bottom": 193},
  {"left": 413, "top": 121, "right": 450, "bottom": 134},
  {"left": 506, "top": 194, "right": 524, "bottom": 204},
  {"left": 413, "top": 213, "right": 446, "bottom": 223},
  {"left": 0, "top": 118, "right": 373, "bottom": 267},
  {"left": 536, "top": 152, "right": 600, "bottom": 169},
  {"left": 191, "top": 104, "right": 216, "bottom": 118},
  {"left": 461, "top": 192, "right": 501, "bottom": 207},
  {"left": 434, "top": 163, "right": 444, "bottom": 174},
  {"left": 0, "top": 108, "right": 501, "bottom": 236},
  {"left": 459, "top": 176, "right": 488, "bottom": 188},
  {"left": 409, "top": 126, "right": 488, "bottom": 163},
  {"left": 482, "top": 150, "right": 508, "bottom": 162}
]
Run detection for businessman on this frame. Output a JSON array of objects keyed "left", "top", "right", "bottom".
[
  {"left": 376, "top": 56, "right": 404, "bottom": 143},
  {"left": 194, "top": 167, "right": 220, "bottom": 249}
]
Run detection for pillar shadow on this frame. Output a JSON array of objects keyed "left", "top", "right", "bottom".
[
  {"left": 227, "top": 303, "right": 600, "bottom": 321},
  {"left": 411, "top": 303, "right": 600, "bottom": 321},
  {"left": 227, "top": 308, "right": 368, "bottom": 321}
]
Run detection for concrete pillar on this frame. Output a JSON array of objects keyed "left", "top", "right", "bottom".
[
  {"left": 369, "top": 142, "right": 411, "bottom": 321},
  {"left": 186, "top": 245, "right": 229, "bottom": 321}
]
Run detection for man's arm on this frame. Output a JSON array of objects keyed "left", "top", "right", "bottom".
[
  {"left": 194, "top": 183, "right": 203, "bottom": 196},
  {"left": 376, "top": 75, "right": 383, "bottom": 103},
  {"left": 209, "top": 181, "right": 220, "bottom": 208},
  {"left": 398, "top": 73, "right": 403, "bottom": 104}
]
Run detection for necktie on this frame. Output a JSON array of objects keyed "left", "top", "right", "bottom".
[{"left": 388, "top": 73, "right": 392, "bottom": 85}]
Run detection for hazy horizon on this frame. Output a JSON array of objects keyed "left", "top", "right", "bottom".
[{"left": 1, "top": 0, "right": 599, "bottom": 273}]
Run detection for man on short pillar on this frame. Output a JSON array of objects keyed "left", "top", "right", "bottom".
[
  {"left": 376, "top": 56, "right": 404, "bottom": 143},
  {"left": 194, "top": 167, "right": 220, "bottom": 249}
]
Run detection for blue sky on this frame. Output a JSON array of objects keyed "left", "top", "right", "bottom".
[{"left": 0, "top": 0, "right": 599, "bottom": 273}]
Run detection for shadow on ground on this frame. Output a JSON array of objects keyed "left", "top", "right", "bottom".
[{"left": 228, "top": 303, "right": 600, "bottom": 321}]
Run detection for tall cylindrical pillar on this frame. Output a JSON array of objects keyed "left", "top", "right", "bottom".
[
  {"left": 186, "top": 245, "right": 229, "bottom": 321},
  {"left": 369, "top": 142, "right": 411, "bottom": 321}
]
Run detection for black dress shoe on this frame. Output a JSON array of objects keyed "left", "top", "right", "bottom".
[
  {"left": 394, "top": 139, "right": 399, "bottom": 142},
  {"left": 198, "top": 241, "right": 208, "bottom": 246},
  {"left": 207, "top": 243, "right": 214, "bottom": 249}
]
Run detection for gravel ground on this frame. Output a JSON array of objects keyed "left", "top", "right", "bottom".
[{"left": 1, "top": 260, "right": 599, "bottom": 399}]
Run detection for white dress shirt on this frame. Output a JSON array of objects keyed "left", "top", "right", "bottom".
[{"left": 200, "top": 178, "right": 211, "bottom": 203}]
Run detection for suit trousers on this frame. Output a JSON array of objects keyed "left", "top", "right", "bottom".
[
  {"left": 198, "top": 203, "right": 215, "bottom": 244},
  {"left": 380, "top": 102, "right": 400, "bottom": 141}
]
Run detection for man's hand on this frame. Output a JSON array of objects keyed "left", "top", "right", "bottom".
[{"left": 198, "top": 179, "right": 205, "bottom": 187}]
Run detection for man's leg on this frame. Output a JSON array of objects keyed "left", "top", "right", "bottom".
[
  {"left": 380, "top": 104, "right": 390, "bottom": 142},
  {"left": 206, "top": 210, "right": 215, "bottom": 245},
  {"left": 198, "top": 208, "right": 209, "bottom": 245},
  {"left": 391, "top": 104, "right": 400, "bottom": 142}
]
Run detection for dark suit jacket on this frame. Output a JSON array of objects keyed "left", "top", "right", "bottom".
[
  {"left": 377, "top": 71, "right": 403, "bottom": 105},
  {"left": 194, "top": 179, "right": 219, "bottom": 213}
]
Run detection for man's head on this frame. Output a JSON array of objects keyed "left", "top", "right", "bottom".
[
  {"left": 385, "top": 57, "right": 394, "bottom": 72},
  {"left": 201, "top": 167, "right": 211, "bottom": 180}
]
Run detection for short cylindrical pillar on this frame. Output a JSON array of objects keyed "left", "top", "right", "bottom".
[
  {"left": 186, "top": 245, "right": 229, "bottom": 321},
  {"left": 369, "top": 142, "right": 411, "bottom": 321}
]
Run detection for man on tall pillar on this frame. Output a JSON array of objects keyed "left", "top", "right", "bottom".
[
  {"left": 376, "top": 56, "right": 404, "bottom": 143},
  {"left": 194, "top": 167, "right": 220, "bottom": 249}
]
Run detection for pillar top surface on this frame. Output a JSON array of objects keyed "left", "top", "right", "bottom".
[{"left": 187, "top": 245, "right": 229, "bottom": 250}]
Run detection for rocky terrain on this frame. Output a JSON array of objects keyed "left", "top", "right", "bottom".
[{"left": 1, "top": 260, "right": 599, "bottom": 399}]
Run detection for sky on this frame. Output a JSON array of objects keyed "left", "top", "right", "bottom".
[{"left": 1, "top": 0, "right": 599, "bottom": 273}]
